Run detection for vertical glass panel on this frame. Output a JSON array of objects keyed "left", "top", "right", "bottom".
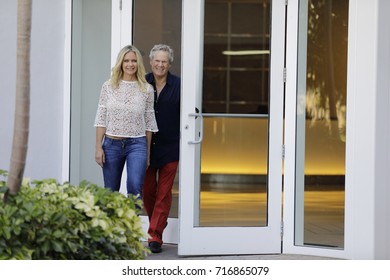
[
  {"left": 70, "top": 0, "right": 111, "bottom": 187},
  {"left": 295, "top": 0, "right": 348, "bottom": 248},
  {"left": 203, "top": 0, "right": 270, "bottom": 114},
  {"left": 200, "top": 0, "right": 271, "bottom": 227},
  {"left": 133, "top": 0, "right": 182, "bottom": 218}
]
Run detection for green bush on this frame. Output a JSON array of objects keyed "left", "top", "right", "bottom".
[{"left": 0, "top": 170, "right": 149, "bottom": 260}]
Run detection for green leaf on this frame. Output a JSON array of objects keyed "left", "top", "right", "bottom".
[
  {"left": 0, "top": 186, "right": 9, "bottom": 194},
  {"left": 41, "top": 240, "right": 50, "bottom": 255},
  {"left": 51, "top": 240, "right": 64, "bottom": 253}
]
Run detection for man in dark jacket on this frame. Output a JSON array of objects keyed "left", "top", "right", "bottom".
[{"left": 143, "top": 44, "right": 180, "bottom": 253}]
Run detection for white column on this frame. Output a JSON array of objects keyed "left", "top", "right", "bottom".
[{"left": 345, "top": 0, "right": 390, "bottom": 259}]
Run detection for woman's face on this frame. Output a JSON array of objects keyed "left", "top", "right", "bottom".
[{"left": 122, "top": 51, "right": 138, "bottom": 81}]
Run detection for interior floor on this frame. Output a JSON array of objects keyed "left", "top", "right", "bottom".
[{"left": 162, "top": 183, "right": 344, "bottom": 249}]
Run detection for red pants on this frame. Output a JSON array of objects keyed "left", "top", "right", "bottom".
[{"left": 143, "top": 161, "right": 178, "bottom": 244}]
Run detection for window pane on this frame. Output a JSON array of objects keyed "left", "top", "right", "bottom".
[
  {"left": 295, "top": 0, "right": 348, "bottom": 248},
  {"left": 200, "top": 0, "right": 271, "bottom": 227},
  {"left": 203, "top": 1, "right": 270, "bottom": 114}
]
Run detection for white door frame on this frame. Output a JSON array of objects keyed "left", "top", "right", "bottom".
[
  {"left": 111, "top": 0, "right": 133, "bottom": 65},
  {"left": 178, "top": 0, "right": 285, "bottom": 256}
]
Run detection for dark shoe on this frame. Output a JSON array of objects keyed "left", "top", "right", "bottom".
[{"left": 149, "top": 242, "right": 162, "bottom": 253}]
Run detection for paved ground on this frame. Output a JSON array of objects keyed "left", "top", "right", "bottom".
[{"left": 144, "top": 243, "right": 337, "bottom": 260}]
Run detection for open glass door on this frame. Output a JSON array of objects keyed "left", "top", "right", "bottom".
[
  {"left": 179, "top": 0, "right": 286, "bottom": 256},
  {"left": 283, "top": 0, "right": 348, "bottom": 259}
]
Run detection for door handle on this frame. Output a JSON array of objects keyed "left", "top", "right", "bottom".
[{"left": 188, "top": 112, "right": 203, "bottom": 144}]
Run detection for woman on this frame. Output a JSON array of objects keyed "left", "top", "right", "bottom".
[{"left": 94, "top": 45, "right": 158, "bottom": 198}]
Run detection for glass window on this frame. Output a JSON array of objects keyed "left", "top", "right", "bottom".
[
  {"left": 295, "top": 0, "right": 349, "bottom": 248},
  {"left": 200, "top": 0, "right": 271, "bottom": 227},
  {"left": 70, "top": 0, "right": 112, "bottom": 187},
  {"left": 203, "top": 0, "right": 270, "bottom": 114}
]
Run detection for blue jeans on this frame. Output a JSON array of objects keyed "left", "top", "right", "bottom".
[{"left": 102, "top": 136, "right": 147, "bottom": 197}]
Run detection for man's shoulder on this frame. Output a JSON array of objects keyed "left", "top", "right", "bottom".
[{"left": 167, "top": 72, "right": 181, "bottom": 84}]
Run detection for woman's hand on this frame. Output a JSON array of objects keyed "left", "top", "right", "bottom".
[{"left": 95, "top": 146, "right": 105, "bottom": 167}]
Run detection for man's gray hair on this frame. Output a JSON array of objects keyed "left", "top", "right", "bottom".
[{"left": 149, "top": 44, "right": 174, "bottom": 64}]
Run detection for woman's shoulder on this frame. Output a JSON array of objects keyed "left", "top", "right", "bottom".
[{"left": 102, "top": 79, "right": 113, "bottom": 88}]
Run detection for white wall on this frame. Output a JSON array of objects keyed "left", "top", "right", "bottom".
[
  {"left": 345, "top": 0, "right": 390, "bottom": 259},
  {"left": 0, "top": 0, "right": 67, "bottom": 182},
  {"left": 374, "top": 0, "right": 390, "bottom": 259}
]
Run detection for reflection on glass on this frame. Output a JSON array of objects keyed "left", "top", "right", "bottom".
[
  {"left": 295, "top": 0, "right": 348, "bottom": 248},
  {"left": 203, "top": 0, "right": 270, "bottom": 114},
  {"left": 199, "top": 0, "right": 271, "bottom": 227},
  {"left": 200, "top": 117, "right": 268, "bottom": 227}
]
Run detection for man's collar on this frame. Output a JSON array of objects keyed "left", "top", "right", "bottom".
[{"left": 146, "top": 71, "right": 172, "bottom": 85}]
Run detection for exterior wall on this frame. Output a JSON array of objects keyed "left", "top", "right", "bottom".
[
  {"left": 345, "top": 0, "right": 390, "bottom": 259},
  {"left": 373, "top": 0, "right": 390, "bottom": 259},
  {"left": 0, "top": 1, "right": 67, "bottom": 182}
]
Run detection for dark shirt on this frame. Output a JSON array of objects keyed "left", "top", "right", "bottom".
[{"left": 146, "top": 72, "right": 181, "bottom": 168}]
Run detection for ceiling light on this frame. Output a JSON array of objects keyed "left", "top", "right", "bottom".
[{"left": 222, "top": 50, "right": 270, "bottom": 56}]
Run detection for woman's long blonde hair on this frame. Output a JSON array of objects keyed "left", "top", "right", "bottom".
[{"left": 110, "top": 45, "right": 148, "bottom": 92}]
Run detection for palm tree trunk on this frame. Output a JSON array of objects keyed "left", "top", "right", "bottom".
[{"left": 6, "top": 0, "right": 32, "bottom": 196}]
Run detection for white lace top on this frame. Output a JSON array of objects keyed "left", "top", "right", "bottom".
[{"left": 94, "top": 80, "right": 158, "bottom": 137}]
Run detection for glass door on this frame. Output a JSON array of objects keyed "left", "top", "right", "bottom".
[
  {"left": 179, "top": 0, "right": 285, "bottom": 256},
  {"left": 283, "top": 0, "right": 348, "bottom": 259}
]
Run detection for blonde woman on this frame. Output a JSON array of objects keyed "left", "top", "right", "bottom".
[{"left": 94, "top": 45, "right": 158, "bottom": 198}]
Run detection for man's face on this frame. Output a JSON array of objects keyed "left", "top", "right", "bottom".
[{"left": 150, "top": 50, "right": 171, "bottom": 78}]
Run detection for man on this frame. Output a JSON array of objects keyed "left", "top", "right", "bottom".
[{"left": 143, "top": 44, "right": 180, "bottom": 253}]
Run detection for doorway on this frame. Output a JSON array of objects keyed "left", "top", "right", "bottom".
[
  {"left": 132, "top": 0, "right": 182, "bottom": 243},
  {"left": 70, "top": 0, "right": 348, "bottom": 257}
]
